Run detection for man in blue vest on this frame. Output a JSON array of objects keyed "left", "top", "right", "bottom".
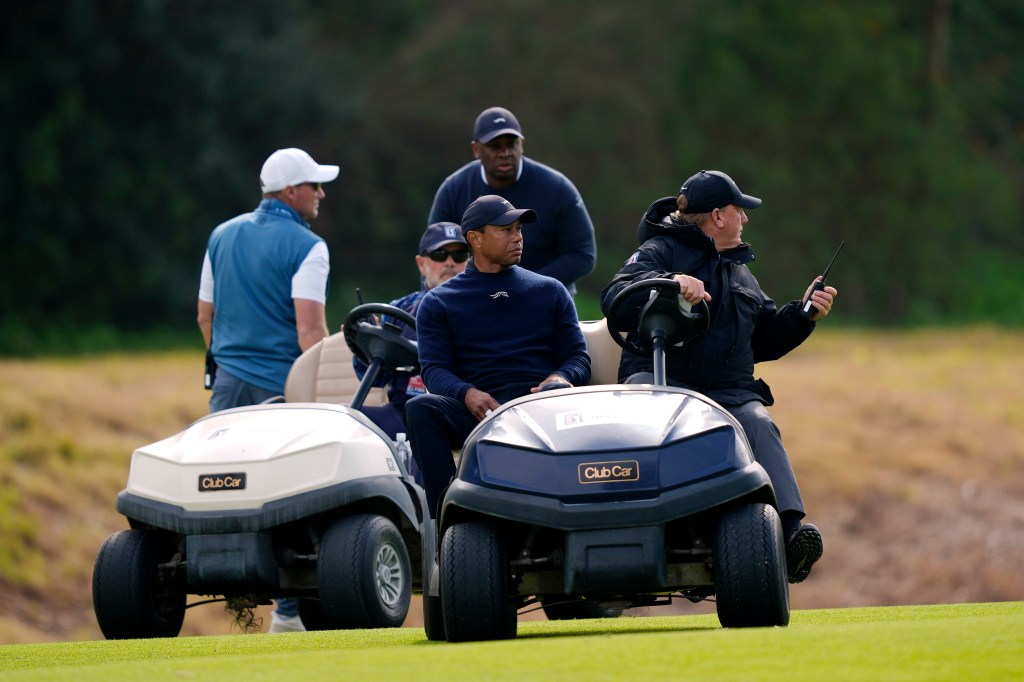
[{"left": 196, "top": 147, "right": 339, "bottom": 632}]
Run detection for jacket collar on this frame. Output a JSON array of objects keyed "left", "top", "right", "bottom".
[{"left": 256, "top": 198, "right": 309, "bottom": 228}]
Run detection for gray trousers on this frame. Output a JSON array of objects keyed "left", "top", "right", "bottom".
[
  {"left": 727, "top": 401, "right": 805, "bottom": 517},
  {"left": 625, "top": 373, "right": 805, "bottom": 516}
]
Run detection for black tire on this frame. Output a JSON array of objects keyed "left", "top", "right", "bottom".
[
  {"left": 318, "top": 514, "right": 411, "bottom": 629},
  {"left": 440, "top": 522, "right": 516, "bottom": 642},
  {"left": 713, "top": 503, "right": 790, "bottom": 628},
  {"left": 541, "top": 598, "right": 623, "bottom": 620},
  {"left": 92, "top": 529, "right": 186, "bottom": 639},
  {"left": 296, "top": 598, "right": 331, "bottom": 631},
  {"left": 422, "top": 594, "right": 445, "bottom": 641}
]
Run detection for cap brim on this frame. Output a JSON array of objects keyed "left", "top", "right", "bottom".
[
  {"left": 309, "top": 165, "right": 340, "bottom": 184},
  {"left": 491, "top": 208, "right": 537, "bottom": 226},
  {"left": 477, "top": 128, "right": 524, "bottom": 144},
  {"left": 737, "top": 193, "right": 762, "bottom": 209},
  {"left": 424, "top": 238, "right": 467, "bottom": 251}
]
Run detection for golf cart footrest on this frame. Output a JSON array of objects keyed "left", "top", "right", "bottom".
[
  {"left": 186, "top": 532, "right": 279, "bottom": 592},
  {"left": 564, "top": 526, "right": 666, "bottom": 594}
]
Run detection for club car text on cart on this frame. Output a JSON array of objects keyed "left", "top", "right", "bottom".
[
  {"left": 577, "top": 460, "right": 639, "bottom": 484},
  {"left": 197, "top": 472, "right": 247, "bottom": 491}
]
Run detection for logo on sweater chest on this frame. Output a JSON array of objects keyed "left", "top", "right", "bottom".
[{"left": 490, "top": 291, "right": 509, "bottom": 299}]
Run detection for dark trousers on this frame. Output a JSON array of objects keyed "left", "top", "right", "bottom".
[
  {"left": 404, "top": 394, "right": 480, "bottom": 518},
  {"left": 209, "top": 368, "right": 279, "bottom": 413},
  {"left": 727, "top": 401, "right": 805, "bottom": 517},
  {"left": 625, "top": 372, "right": 805, "bottom": 518},
  {"left": 405, "top": 382, "right": 536, "bottom": 517}
]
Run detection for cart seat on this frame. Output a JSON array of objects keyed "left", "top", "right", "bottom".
[
  {"left": 285, "top": 332, "right": 389, "bottom": 405},
  {"left": 579, "top": 318, "right": 621, "bottom": 386}
]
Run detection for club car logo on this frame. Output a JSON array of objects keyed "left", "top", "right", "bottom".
[
  {"left": 198, "top": 472, "right": 247, "bottom": 492},
  {"left": 578, "top": 460, "right": 639, "bottom": 484}
]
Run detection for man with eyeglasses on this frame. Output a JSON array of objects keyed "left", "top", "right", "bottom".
[
  {"left": 353, "top": 222, "right": 470, "bottom": 462},
  {"left": 428, "top": 106, "right": 597, "bottom": 295},
  {"left": 196, "top": 147, "right": 338, "bottom": 633}
]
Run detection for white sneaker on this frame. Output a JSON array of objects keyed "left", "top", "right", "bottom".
[{"left": 268, "top": 612, "right": 306, "bottom": 633}]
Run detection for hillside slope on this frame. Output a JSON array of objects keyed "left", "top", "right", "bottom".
[{"left": 1, "top": 329, "right": 1021, "bottom": 643}]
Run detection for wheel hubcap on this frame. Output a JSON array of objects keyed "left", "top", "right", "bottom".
[{"left": 375, "top": 542, "right": 403, "bottom": 606}]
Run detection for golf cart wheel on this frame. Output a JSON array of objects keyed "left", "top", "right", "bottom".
[
  {"left": 92, "top": 529, "right": 186, "bottom": 639},
  {"left": 318, "top": 514, "right": 411, "bottom": 629},
  {"left": 713, "top": 503, "right": 790, "bottom": 628},
  {"left": 440, "top": 521, "right": 516, "bottom": 642},
  {"left": 422, "top": 593, "right": 445, "bottom": 641},
  {"left": 541, "top": 598, "right": 623, "bottom": 621},
  {"left": 297, "top": 598, "right": 331, "bottom": 631}
]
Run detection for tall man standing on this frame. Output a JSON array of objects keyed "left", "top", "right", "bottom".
[
  {"left": 196, "top": 147, "right": 339, "bottom": 632},
  {"left": 427, "top": 106, "right": 597, "bottom": 294}
]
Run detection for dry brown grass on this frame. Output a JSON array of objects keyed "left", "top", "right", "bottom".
[
  {"left": 759, "top": 327, "right": 1024, "bottom": 610},
  {"left": 1, "top": 328, "right": 1021, "bottom": 643}
]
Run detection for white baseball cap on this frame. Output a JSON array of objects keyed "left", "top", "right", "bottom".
[{"left": 259, "top": 148, "right": 339, "bottom": 193}]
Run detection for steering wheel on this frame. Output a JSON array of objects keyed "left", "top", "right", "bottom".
[
  {"left": 605, "top": 278, "right": 710, "bottom": 355},
  {"left": 342, "top": 303, "right": 419, "bottom": 373}
]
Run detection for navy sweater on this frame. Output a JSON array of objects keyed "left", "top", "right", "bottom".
[
  {"left": 416, "top": 264, "right": 591, "bottom": 402},
  {"left": 427, "top": 157, "right": 597, "bottom": 291}
]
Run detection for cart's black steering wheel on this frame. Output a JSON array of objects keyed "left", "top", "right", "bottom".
[
  {"left": 342, "top": 303, "right": 419, "bottom": 373},
  {"left": 605, "top": 278, "right": 710, "bottom": 355}
]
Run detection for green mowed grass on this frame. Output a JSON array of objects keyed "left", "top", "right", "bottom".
[{"left": 2, "top": 603, "right": 1021, "bottom": 680}]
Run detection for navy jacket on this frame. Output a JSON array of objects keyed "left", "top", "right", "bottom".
[
  {"left": 417, "top": 264, "right": 591, "bottom": 402},
  {"left": 428, "top": 157, "right": 596, "bottom": 292},
  {"left": 600, "top": 197, "right": 814, "bottom": 406}
]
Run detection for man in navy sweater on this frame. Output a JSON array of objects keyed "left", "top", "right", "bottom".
[
  {"left": 405, "top": 195, "right": 592, "bottom": 516},
  {"left": 427, "top": 106, "right": 597, "bottom": 295}
]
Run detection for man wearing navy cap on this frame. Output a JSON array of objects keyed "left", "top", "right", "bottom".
[
  {"left": 353, "top": 222, "right": 469, "bottom": 454},
  {"left": 601, "top": 169, "right": 837, "bottom": 585},
  {"left": 405, "top": 195, "right": 592, "bottom": 515},
  {"left": 427, "top": 106, "right": 597, "bottom": 295}
]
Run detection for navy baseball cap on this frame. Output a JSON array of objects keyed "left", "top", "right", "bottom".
[
  {"left": 419, "top": 222, "right": 467, "bottom": 254},
  {"left": 473, "top": 107, "right": 524, "bottom": 144},
  {"left": 460, "top": 195, "right": 537, "bottom": 234},
  {"left": 679, "top": 170, "right": 762, "bottom": 214}
]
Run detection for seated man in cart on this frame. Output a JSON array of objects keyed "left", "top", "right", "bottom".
[{"left": 601, "top": 169, "right": 835, "bottom": 583}]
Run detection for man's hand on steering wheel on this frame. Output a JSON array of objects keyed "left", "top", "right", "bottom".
[
  {"left": 606, "top": 277, "right": 711, "bottom": 355},
  {"left": 673, "top": 274, "right": 712, "bottom": 305}
]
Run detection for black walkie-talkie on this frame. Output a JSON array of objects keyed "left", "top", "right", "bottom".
[
  {"left": 204, "top": 348, "right": 217, "bottom": 390},
  {"left": 801, "top": 241, "right": 844, "bottom": 318}
]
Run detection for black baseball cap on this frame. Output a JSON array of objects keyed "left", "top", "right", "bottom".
[
  {"left": 473, "top": 107, "right": 524, "bottom": 144},
  {"left": 460, "top": 195, "right": 537, "bottom": 234},
  {"left": 679, "top": 170, "right": 762, "bottom": 213},
  {"left": 419, "top": 222, "right": 467, "bottom": 254}
]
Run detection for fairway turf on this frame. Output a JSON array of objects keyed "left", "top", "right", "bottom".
[{"left": 1, "top": 603, "right": 1021, "bottom": 681}]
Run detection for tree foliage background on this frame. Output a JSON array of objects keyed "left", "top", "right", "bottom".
[{"left": 3, "top": 0, "right": 1023, "bottom": 354}]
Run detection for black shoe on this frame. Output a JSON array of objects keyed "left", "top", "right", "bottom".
[{"left": 786, "top": 524, "right": 822, "bottom": 584}]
